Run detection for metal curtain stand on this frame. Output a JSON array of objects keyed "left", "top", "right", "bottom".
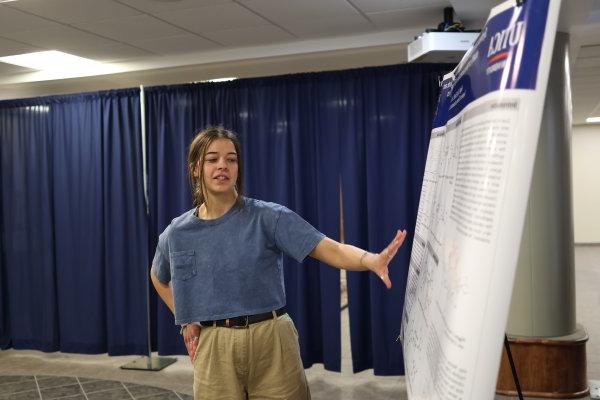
[{"left": 121, "top": 85, "right": 176, "bottom": 371}]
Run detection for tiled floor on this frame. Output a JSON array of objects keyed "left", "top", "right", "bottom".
[
  {"left": 0, "top": 245, "right": 598, "bottom": 400},
  {"left": 0, "top": 375, "right": 191, "bottom": 400}
]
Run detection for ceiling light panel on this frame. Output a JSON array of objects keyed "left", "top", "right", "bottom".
[{"left": 0, "top": 50, "right": 107, "bottom": 73}]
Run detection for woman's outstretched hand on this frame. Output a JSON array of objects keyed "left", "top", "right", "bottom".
[{"left": 364, "top": 229, "right": 407, "bottom": 289}]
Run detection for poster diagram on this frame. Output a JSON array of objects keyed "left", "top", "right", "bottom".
[{"left": 401, "top": 1, "right": 561, "bottom": 399}]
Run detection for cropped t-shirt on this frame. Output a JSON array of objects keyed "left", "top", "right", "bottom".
[{"left": 151, "top": 197, "right": 325, "bottom": 325}]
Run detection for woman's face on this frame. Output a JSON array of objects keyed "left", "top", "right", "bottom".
[{"left": 200, "top": 138, "right": 239, "bottom": 197}]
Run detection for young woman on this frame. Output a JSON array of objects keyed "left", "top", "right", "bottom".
[{"left": 151, "top": 126, "right": 406, "bottom": 400}]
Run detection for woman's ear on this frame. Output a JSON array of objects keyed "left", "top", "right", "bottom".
[{"left": 190, "top": 162, "right": 199, "bottom": 178}]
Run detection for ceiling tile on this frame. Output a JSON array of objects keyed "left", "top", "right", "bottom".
[
  {"left": 571, "top": 67, "right": 600, "bottom": 78},
  {"left": 239, "top": 0, "right": 358, "bottom": 24},
  {"left": 154, "top": 3, "right": 270, "bottom": 34},
  {"left": 569, "top": 23, "right": 600, "bottom": 47},
  {"left": 116, "top": 0, "right": 231, "bottom": 14},
  {"left": 571, "top": 83, "right": 600, "bottom": 93},
  {"left": 64, "top": 43, "right": 154, "bottom": 62},
  {"left": 0, "top": 36, "right": 43, "bottom": 57},
  {"left": 8, "top": 0, "right": 141, "bottom": 24},
  {"left": 0, "top": 5, "right": 63, "bottom": 34},
  {"left": 572, "top": 90, "right": 600, "bottom": 102},
  {"left": 578, "top": 44, "right": 600, "bottom": 59},
  {"left": 285, "top": 14, "right": 374, "bottom": 38},
  {"left": 575, "top": 57, "right": 600, "bottom": 68},
  {"left": 572, "top": 83, "right": 600, "bottom": 93},
  {"left": 0, "top": 61, "right": 33, "bottom": 74},
  {"left": 350, "top": 0, "right": 450, "bottom": 14},
  {"left": 572, "top": 76, "right": 600, "bottom": 86},
  {"left": 131, "top": 34, "right": 221, "bottom": 55},
  {"left": 203, "top": 25, "right": 295, "bottom": 47},
  {"left": 573, "top": 61, "right": 600, "bottom": 71},
  {"left": 71, "top": 14, "right": 188, "bottom": 42},
  {"left": 367, "top": 6, "right": 444, "bottom": 30},
  {"left": 590, "top": 102, "right": 600, "bottom": 117},
  {"left": 2, "top": 25, "right": 119, "bottom": 50}
]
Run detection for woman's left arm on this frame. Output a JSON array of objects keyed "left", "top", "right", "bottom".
[{"left": 308, "top": 229, "right": 407, "bottom": 289}]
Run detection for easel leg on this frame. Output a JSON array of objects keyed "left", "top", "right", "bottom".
[{"left": 504, "top": 334, "right": 524, "bottom": 400}]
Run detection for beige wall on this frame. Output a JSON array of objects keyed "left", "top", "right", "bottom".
[{"left": 572, "top": 124, "right": 600, "bottom": 243}]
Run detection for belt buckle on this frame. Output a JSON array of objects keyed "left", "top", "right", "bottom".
[{"left": 227, "top": 316, "right": 249, "bottom": 329}]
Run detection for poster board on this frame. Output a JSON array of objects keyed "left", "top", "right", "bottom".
[{"left": 401, "top": 0, "right": 561, "bottom": 398}]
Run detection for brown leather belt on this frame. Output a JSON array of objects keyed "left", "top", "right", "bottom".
[{"left": 199, "top": 306, "right": 286, "bottom": 329}]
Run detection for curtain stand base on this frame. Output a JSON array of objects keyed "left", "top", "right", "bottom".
[{"left": 120, "top": 356, "right": 177, "bottom": 371}]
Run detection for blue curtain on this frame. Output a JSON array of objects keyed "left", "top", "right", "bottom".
[
  {"left": 145, "top": 79, "right": 342, "bottom": 370},
  {"left": 144, "top": 64, "right": 450, "bottom": 373},
  {"left": 0, "top": 63, "right": 448, "bottom": 373},
  {"left": 0, "top": 90, "right": 148, "bottom": 355},
  {"left": 340, "top": 63, "right": 452, "bottom": 375}
]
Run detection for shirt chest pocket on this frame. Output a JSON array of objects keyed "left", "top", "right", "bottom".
[{"left": 170, "top": 250, "right": 197, "bottom": 281}]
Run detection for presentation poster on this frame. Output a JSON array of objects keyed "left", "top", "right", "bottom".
[{"left": 401, "top": 0, "right": 561, "bottom": 398}]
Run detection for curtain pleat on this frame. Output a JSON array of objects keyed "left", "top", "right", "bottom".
[{"left": 0, "top": 90, "right": 148, "bottom": 355}]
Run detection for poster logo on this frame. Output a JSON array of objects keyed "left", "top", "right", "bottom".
[{"left": 487, "top": 21, "right": 525, "bottom": 69}]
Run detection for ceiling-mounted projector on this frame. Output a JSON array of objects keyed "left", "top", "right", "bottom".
[
  {"left": 408, "top": 32, "right": 479, "bottom": 63},
  {"left": 408, "top": 7, "right": 480, "bottom": 63}
]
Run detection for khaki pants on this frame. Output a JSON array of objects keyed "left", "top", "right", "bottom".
[{"left": 193, "top": 314, "right": 311, "bottom": 400}]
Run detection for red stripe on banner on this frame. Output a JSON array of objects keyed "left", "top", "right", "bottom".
[{"left": 488, "top": 51, "right": 509, "bottom": 64}]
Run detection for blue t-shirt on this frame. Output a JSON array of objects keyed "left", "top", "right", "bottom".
[{"left": 151, "top": 197, "right": 325, "bottom": 325}]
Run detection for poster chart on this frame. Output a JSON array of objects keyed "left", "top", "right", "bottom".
[{"left": 400, "top": 0, "right": 561, "bottom": 399}]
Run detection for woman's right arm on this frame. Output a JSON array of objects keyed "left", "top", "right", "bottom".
[
  {"left": 150, "top": 268, "right": 200, "bottom": 361},
  {"left": 150, "top": 268, "right": 175, "bottom": 314}
]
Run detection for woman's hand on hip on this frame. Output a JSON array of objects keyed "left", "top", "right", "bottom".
[{"left": 182, "top": 324, "right": 201, "bottom": 362}]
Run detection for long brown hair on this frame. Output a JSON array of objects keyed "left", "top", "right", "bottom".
[{"left": 187, "top": 126, "right": 243, "bottom": 209}]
